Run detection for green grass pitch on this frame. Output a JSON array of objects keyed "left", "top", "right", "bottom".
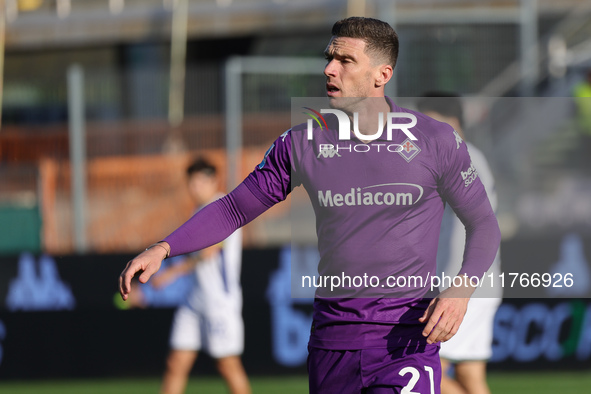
[{"left": 1, "top": 372, "right": 590, "bottom": 393}]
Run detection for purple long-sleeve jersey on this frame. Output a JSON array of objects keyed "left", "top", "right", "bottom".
[{"left": 164, "top": 98, "right": 501, "bottom": 350}]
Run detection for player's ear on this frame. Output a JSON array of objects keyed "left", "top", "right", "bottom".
[{"left": 374, "top": 64, "right": 393, "bottom": 88}]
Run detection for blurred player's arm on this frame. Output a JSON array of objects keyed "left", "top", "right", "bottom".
[{"left": 150, "top": 244, "right": 222, "bottom": 289}]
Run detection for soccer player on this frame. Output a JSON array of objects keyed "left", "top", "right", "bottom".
[
  {"left": 154, "top": 158, "right": 250, "bottom": 394},
  {"left": 120, "top": 17, "right": 501, "bottom": 393},
  {"left": 417, "top": 93, "right": 502, "bottom": 394}
]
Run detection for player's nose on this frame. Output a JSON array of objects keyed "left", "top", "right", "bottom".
[{"left": 324, "top": 60, "right": 337, "bottom": 78}]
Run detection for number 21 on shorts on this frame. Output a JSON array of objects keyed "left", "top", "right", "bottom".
[{"left": 399, "top": 365, "right": 435, "bottom": 394}]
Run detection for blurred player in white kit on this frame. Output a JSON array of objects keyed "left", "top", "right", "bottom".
[{"left": 152, "top": 157, "right": 250, "bottom": 394}]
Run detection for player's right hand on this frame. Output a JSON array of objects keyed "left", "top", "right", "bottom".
[{"left": 119, "top": 242, "right": 169, "bottom": 301}]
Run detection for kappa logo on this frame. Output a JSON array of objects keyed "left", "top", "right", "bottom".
[
  {"left": 317, "top": 144, "right": 342, "bottom": 158},
  {"left": 280, "top": 129, "right": 290, "bottom": 142},
  {"left": 5, "top": 253, "right": 76, "bottom": 312},
  {"left": 397, "top": 138, "right": 421, "bottom": 162},
  {"left": 453, "top": 130, "right": 463, "bottom": 149}
]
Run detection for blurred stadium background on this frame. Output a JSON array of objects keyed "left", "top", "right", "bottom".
[{"left": 1, "top": 0, "right": 591, "bottom": 392}]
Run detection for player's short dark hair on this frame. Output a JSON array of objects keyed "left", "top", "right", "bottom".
[
  {"left": 187, "top": 157, "right": 216, "bottom": 178},
  {"left": 416, "top": 91, "right": 464, "bottom": 129},
  {"left": 331, "top": 17, "right": 399, "bottom": 68}
]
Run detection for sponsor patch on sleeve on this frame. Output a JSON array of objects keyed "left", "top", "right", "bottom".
[{"left": 461, "top": 161, "right": 478, "bottom": 187}]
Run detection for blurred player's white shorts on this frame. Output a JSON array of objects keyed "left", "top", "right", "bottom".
[
  {"left": 439, "top": 297, "right": 501, "bottom": 361},
  {"left": 169, "top": 304, "right": 244, "bottom": 359}
]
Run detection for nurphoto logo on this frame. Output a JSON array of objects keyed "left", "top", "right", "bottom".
[{"left": 303, "top": 107, "right": 418, "bottom": 142}]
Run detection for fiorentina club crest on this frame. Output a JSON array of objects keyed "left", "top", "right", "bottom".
[{"left": 397, "top": 138, "right": 421, "bottom": 162}]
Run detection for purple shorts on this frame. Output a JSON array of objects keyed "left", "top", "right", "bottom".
[{"left": 308, "top": 344, "right": 441, "bottom": 394}]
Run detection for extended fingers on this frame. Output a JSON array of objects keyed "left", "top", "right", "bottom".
[
  {"left": 426, "top": 315, "right": 454, "bottom": 344},
  {"left": 420, "top": 301, "right": 441, "bottom": 342},
  {"left": 119, "top": 260, "right": 143, "bottom": 299},
  {"left": 423, "top": 300, "right": 466, "bottom": 344},
  {"left": 419, "top": 298, "right": 437, "bottom": 323},
  {"left": 119, "top": 261, "right": 134, "bottom": 300},
  {"left": 441, "top": 319, "right": 461, "bottom": 342},
  {"left": 118, "top": 274, "right": 127, "bottom": 301}
]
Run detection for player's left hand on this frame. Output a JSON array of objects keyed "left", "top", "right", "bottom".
[{"left": 418, "top": 283, "right": 474, "bottom": 344}]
